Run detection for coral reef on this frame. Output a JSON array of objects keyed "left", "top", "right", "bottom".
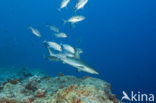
[{"left": 0, "top": 67, "right": 122, "bottom": 103}]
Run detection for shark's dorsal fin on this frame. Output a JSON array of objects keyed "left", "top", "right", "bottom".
[
  {"left": 74, "top": 48, "right": 81, "bottom": 59},
  {"left": 75, "top": 52, "right": 80, "bottom": 59},
  {"left": 74, "top": 48, "right": 83, "bottom": 59}
]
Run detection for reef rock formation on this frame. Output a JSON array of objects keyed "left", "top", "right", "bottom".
[{"left": 0, "top": 67, "right": 122, "bottom": 103}]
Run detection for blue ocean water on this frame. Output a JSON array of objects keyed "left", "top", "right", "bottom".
[{"left": 0, "top": 0, "right": 156, "bottom": 100}]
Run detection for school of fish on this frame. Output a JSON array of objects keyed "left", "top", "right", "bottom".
[{"left": 29, "top": 0, "right": 99, "bottom": 75}]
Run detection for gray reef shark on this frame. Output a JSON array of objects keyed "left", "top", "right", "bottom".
[{"left": 45, "top": 43, "right": 99, "bottom": 75}]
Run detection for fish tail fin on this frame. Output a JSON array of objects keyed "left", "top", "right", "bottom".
[
  {"left": 72, "top": 7, "right": 77, "bottom": 13},
  {"left": 57, "top": 8, "right": 61, "bottom": 12},
  {"left": 74, "top": 10, "right": 77, "bottom": 14},
  {"left": 70, "top": 23, "right": 75, "bottom": 30},
  {"left": 63, "top": 19, "right": 67, "bottom": 25},
  {"left": 28, "top": 25, "right": 32, "bottom": 30}
]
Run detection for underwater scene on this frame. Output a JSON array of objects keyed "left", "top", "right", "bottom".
[{"left": 0, "top": 0, "right": 156, "bottom": 103}]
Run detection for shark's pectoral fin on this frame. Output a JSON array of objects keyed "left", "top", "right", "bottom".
[
  {"left": 76, "top": 68, "right": 81, "bottom": 72},
  {"left": 76, "top": 66, "right": 84, "bottom": 72}
]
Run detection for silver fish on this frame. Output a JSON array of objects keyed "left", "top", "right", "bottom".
[
  {"left": 29, "top": 26, "right": 41, "bottom": 37},
  {"left": 54, "top": 32, "right": 67, "bottom": 38},
  {"left": 64, "top": 15, "right": 85, "bottom": 24},
  {"left": 58, "top": 0, "right": 70, "bottom": 11},
  {"left": 47, "top": 41, "right": 62, "bottom": 52},
  {"left": 75, "top": 0, "right": 88, "bottom": 11},
  {"left": 47, "top": 25, "right": 59, "bottom": 32},
  {"left": 62, "top": 44, "right": 75, "bottom": 54}
]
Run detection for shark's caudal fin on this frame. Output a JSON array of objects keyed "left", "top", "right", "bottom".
[
  {"left": 76, "top": 68, "right": 81, "bottom": 72},
  {"left": 47, "top": 47, "right": 53, "bottom": 56},
  {"left": 43, "top": 41, "right": 60, "bottom": 62},
  {"left": 43, "top": 41, "right": 53, "bottom": 56}
]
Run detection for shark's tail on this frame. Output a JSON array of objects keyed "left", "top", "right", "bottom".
[
  {"left": 43, "top": 41, "right": 60, "bottom": 62},
  {"left": 43, "top": 41, "right": 53, "bottom": 56}
]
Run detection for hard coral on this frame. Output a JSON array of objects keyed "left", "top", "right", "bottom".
[
  {"left": 0, "top": 98, "right": 19, "bottom": 103},
  {"left": 0, "top": 68, "right": 122, "bottom": 103},
  {"left": 0, "top": 86, "right": 3, "bottom": 90},
  {"left": 7, "top": 78, "right": 21, "bottom": 85},
  {"left": 35, "top": 89, "right": 46, "bottom": 98},
  {"left": 58, "top": 72, "right": 64, "bottom": 77},
  {"left": 21, "top": 96, "right": 34, "bottom": 103},
  {"left": 25, "top": 76, "right": 40, "bottom": 91}
]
